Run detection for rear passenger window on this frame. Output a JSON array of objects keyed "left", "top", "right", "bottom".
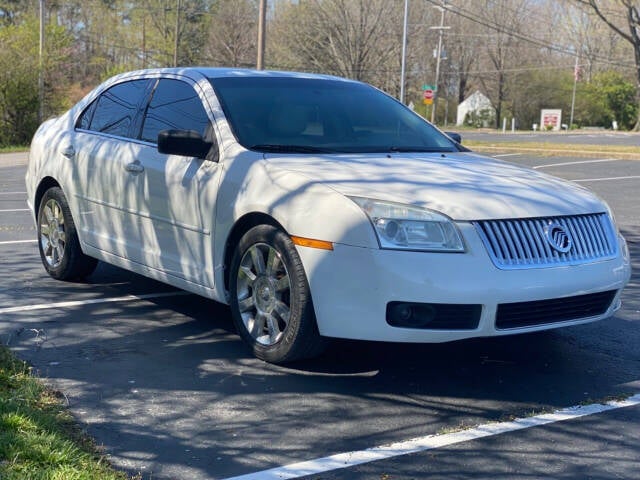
[
  {"left": 141, "top": 79, "right": 211, "bottom": 144},
  {"left": 76, "top": 100, "right": 97, "bottom": 130},
  {"left": 84, "top": 80, "right": 149, "bottom": 138}
]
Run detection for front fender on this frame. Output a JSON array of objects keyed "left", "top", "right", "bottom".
[{"left": 217, "top": 150, "right": 377, "bottom": 246}]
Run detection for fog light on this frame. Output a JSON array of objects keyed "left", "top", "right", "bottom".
[
  {"left": 387, "top": 302, "right": 436, "bottom": 328},
  {"left": 386, "top": 301, "right": 482, "bottom": 330},
  {"left": 389, "top": 303, "right": 413, "bottom": 324}
]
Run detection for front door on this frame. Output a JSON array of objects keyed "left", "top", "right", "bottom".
[{"left": 131, "top": 78, "right": 219, "bottom": 288}]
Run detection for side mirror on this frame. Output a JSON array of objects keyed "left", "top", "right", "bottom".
[
  {"left": 444, "top": 131, "right": 462, "bottom": 144},
  {"left": 157, "top": 129, "right": 213, "bottom": 159}
]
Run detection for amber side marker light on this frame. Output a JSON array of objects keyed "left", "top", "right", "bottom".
[{"left": 291, "top": 236, "right": 334, "bottom": 251}]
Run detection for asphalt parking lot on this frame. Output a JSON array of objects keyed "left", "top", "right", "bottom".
[{"left": 1, "top": 149, "right": 639, "bottom": 479}]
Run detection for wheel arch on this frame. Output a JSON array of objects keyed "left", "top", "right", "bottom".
[
  {"left": 223, "top": 212, "right": 287, "bottom": 291},
  {"left": 34, "top": 177, "right": 62, "bottom": 215}
]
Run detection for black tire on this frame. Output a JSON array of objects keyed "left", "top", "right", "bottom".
[
  {"left": 229, "top": 225, "right": 325, "bottom": 363},
  {"left": 37, "top": 187, "right": 98, "bottom": 281}
]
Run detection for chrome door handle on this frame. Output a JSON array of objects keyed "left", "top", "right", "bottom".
[
  {"left": 125, "top": 162, "right": 144, "bottom": 174},
  {"left": 61, "top": 145, "right": 75, "bottom": 158}
]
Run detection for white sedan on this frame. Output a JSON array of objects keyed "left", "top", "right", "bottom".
[{"left": 26, "top": 68, "right": 631, "bottom": 363}]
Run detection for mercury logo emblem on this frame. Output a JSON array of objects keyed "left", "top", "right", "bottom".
[{"left": 545, "top": 222, "right": 572, "bottom": 253}]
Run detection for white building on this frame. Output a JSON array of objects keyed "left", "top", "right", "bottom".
[{"left": 456, "top": 91, "right": 495, "bottom": 127}]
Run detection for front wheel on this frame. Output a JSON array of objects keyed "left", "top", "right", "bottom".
[
  {"left": 229, "top": 225, "right": 325, "bottom": 363},
  {"left": 37, "top": 187, "right": 98, "bottom": 281}
]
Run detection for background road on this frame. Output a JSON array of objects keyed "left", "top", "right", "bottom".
[{"left": 1, "top": 148, "right": 638, "bottom": 479}]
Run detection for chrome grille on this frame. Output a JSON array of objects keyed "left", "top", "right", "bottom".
[{"left": 474, "top": 213, "right": 617, "bottom": 269}]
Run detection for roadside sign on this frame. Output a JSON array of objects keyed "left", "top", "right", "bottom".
[{"left": 423, "top": 89, "right": 434, "bottom": 100}]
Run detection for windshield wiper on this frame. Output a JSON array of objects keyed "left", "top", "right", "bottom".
[
  {"left": 250, "top": 144, "right": 335, "bottom": 154},
  {"left": 388, "top": 146, "right": 454, "bottom": 153}
]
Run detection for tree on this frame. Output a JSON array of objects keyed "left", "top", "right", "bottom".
[
  {"left": 138, "top": 0, "right": 209, "bottom": 67},
  {"left": 204, "top": 0, "right": 258, "bottom": 67},
  {"left": 0, "top": 18, "right": 71, "bottom": 145},
  {"left": 559, "top": 2, "right": 624, "bottom": 82},
  {"left": 0, "top": 0, "right": 33, "bottom": 25},
  {"left": 269, "top": 0, "right": 403, "bottom": 95},
  {"left": 576, "top": 0, "right": 640, "bottom": 130},
  {"left": 580, "top": 71, "right": 638, "bottom": 129},
  {"left": 473, "top": 0, "right": 533, "bottom": 129},
  {"left": 444, "top": 10, "right": 479, "bottom": 105}
]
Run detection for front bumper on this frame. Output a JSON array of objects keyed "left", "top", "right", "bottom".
[{"left": 296, "top": 223, "right": 631, "bottom": 342}]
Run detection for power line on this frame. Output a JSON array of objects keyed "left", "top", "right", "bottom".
[{"left": 423, "top": 0, "right": 635, "bottom": 69}]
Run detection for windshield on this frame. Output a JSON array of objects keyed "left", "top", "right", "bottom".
[{"left": 208, "top": 76, "right": 459, "bottom": 154}]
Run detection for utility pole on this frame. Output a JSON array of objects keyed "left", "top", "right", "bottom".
[
  {"left": 399, "top": 0, "right": 409, "bottom": 104},
  {"left": 173, "top": 0, "right": 181, "bottom": 67},
  {"left": 569, "top": 55, "right": 579, "bottom": 130},
  {"left": 39, "top": 0, "right": 45, "bottom": 123},
  {"left": 142, "top": 14, "right": 147, "bottom": 68},
  {"left": 256, "top": 0, "right": 267, "bottom": 70},
  {"left": 430, "top": 1, "right": 448, "bottom": 124}
]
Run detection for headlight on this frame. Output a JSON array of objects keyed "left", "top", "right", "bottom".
[{"left": 349, "top": 197, "right": 465, "bottom": 252}]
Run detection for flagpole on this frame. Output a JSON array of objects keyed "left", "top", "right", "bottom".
[{"left": 569, "top": 56, "right": 579, "bottom": 130}]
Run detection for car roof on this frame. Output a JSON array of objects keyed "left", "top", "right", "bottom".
[{"left": 116, "top": 67, "right": 352, "bottom": 83}]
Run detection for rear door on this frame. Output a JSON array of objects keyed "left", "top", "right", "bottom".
[{"left": 72, "top": 79, "right": 153, "bottom": 258}]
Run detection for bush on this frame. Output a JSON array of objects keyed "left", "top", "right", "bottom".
[{"left": 464, "top": 108, "right": 495, "bottom": 128}]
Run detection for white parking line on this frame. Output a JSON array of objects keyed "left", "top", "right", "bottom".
[
  {"left": 0, "top": 191, "right": 27, "bottom": 195},
  {"left": 493, "top": 153, "right": 522, "bottom": 158},
  {"left": 0, "top": 208, "right": 30, "bottom": 212},
  {"left": 0, "top": 239, "right": 37, "bottom": 245},
  {"left": 571, "top": 175, "right": 640, "bottom": 183},
  {"left": 0, "top": 291, "right": 191, "bottom": 315},
  {"left": 223, "top": 393, "right": 640, "bottom": 480},
  {"left": 533, "top": 158, "right": 621, "bottom": 169}
]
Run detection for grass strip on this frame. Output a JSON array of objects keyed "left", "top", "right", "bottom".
[
  {"left": 0, "top": 146, "right": 28, "bottom": 154},
  {"left": 0, "top": 346, "right": 132, "bottom": 480},
  {"left": 464, "top": 140, "right": 640, "bottom": 159}
]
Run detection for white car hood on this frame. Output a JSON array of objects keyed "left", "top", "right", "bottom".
[{"left": 263, "top": 152, "right": 606, "bottom": 221}]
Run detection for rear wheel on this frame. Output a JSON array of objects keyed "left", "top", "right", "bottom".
[
  {"left": 37, "top": 187, "right": 98, "bottom": 281},
  {"left": 229, "top": 225, "right": 325, "bottom": 363}
]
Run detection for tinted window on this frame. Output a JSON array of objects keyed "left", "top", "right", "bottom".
[
  {"left": 141, "top": 79, "right": 211, "bottom": 144},
  {"left": 209, "top": 76, "right": 458, "bottom": 154},
  {"left": 88, "top": 79, "right": 149, "bottom": 138},
  {"left": 76, "top": 99, "right": 97, "bottom": 130}
]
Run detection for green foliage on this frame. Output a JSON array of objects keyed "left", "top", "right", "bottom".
[
  {"left": 578, "top": 71, "right": 638, "bottom": 130},
  {"left": 464, "top": 108, "right": 495, "bottom": 128},
  {"left": 0, "top": 346, "right": 129, "bottom": 480},
  {"left": 507, "top": 69, "right": 572, "bottom": 130},
  {"left": 134, "top": 0, "right": 209, "bottom": 67},
  {"left": 505, "top": 69, "right": 637, "bottom": 131},
  {"left": 0, "top": 19, "right": 38, "bottom": 146},
  {"left": 0, "top": 0, "right": 34, "bottom": 25},
  {"left": 0, "top": 17, "right": 72, "bottom": 146}
]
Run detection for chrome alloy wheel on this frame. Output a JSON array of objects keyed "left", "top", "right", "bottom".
[
  {"left": 39, "top": 198, "right": 67, "bottom": 268},
  {"left": 236, "top": 243, "right": 292, "bottom": 346}
]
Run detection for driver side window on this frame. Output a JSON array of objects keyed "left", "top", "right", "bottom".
[{"left": 140, "top": 79, "right": 212, "bottom": 144}]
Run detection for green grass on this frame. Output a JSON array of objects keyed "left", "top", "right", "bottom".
[
  {"left": 0, "top": 146, "right": 28, "bottom": 153},
  {"left": 0, "top": 346, "right": 132, "bottom": 480}
]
